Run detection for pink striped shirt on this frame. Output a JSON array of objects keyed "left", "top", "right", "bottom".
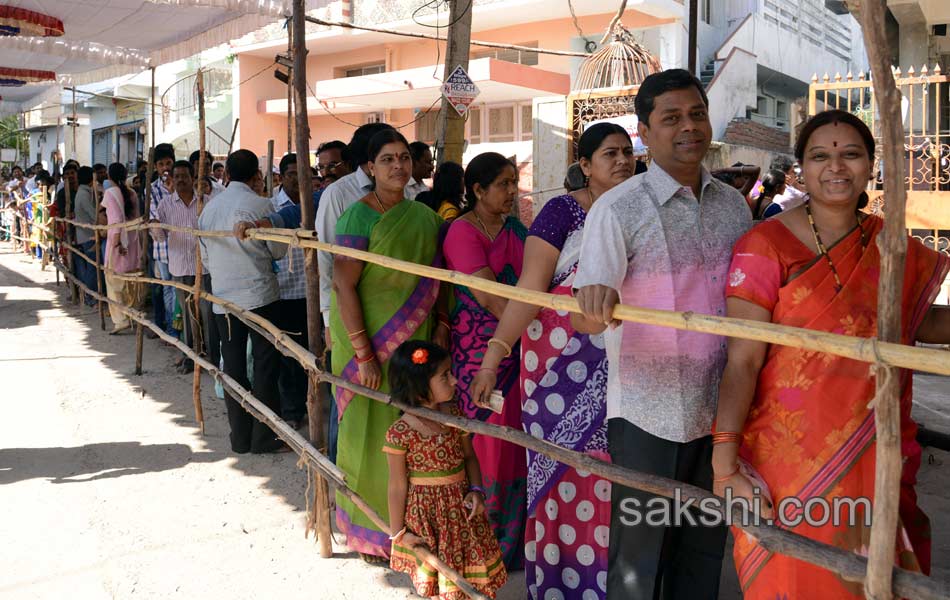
[
  {"left": 574, "top": 164, "right": 752, "bottom": 442},
  {"left": 153, "top": 191, "right": 205, "bottom": 277}
]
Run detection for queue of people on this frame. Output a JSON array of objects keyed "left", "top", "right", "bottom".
[{"left": 4, "top": 66, "right": 948, "bottom": 600}]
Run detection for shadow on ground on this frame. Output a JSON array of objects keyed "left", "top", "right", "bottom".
[
  {"left": 0, "top": 259, "right": 55, "bottom": 330},
  {"left": 0, "top": 442, "right": 218, "bottom": 485}
]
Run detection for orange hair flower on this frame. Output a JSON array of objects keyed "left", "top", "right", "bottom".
[{"left": 411, "top": 348, "right": 429, "bottom": 364}]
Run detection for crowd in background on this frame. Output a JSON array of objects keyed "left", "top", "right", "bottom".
[{"left": 3, "top": 67, "right": 950, "bottom": 600}]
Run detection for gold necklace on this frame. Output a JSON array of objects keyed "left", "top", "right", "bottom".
[
  {"left": 473, "top": 210, "right": 498, "bottom": 241},
  {"left": 372, "top": 191, "right": 388, "bottom": 213},
  {"left": 585, "top": 187, "right": 595, "bottom": 211},
  {"left": 804, "top": 201, "right": 866, "bottom": 293}
]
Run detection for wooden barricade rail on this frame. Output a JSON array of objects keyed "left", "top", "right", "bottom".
[
  {"left": 4, "top": 214, "right": 945, "bottom": 599},
  {"left": 34, "top": 217, "right": 950, "bottom": 598}
]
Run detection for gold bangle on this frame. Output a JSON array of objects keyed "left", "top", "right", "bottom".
[
  {"left": 487, "top": 337, "right": 512, "bottom": 358},
  {"left": 712, "top": 431, "right": 741, "bottom": 445},
  {"left": 713, "top": 464, "right": 740, "bottom": 483},
  {"left": 348, "top": 328, "right": 366, "bottom": 339}
]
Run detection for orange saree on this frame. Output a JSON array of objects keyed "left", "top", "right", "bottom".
[{"left": 725, "top": 215, "right": 949, "bottom": 598}]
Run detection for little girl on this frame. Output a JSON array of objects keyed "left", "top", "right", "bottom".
[{"left": 384, "top": 340, "right": 507, "bottom": 599}]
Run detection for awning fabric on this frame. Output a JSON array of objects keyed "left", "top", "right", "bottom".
[{"left": 0, "top": 0, "right": 300, "bottom": 114}]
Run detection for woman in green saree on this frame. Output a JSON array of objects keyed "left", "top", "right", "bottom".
[{"left": 331, "top": 129, "right": 450, "bottom": 561}]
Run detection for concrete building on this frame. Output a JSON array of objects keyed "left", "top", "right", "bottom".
[
  {"left": 225, "top": 1, "right": 869, "bottom": 196},
  {"left": 700, "top": 0, "right": 869, "bottom": 140},
  {"left": 883, "top": 0, "right": 950, "bottom": 71},
  {"left": 230, "top": 0, "right": 684, "bottom": 169}
]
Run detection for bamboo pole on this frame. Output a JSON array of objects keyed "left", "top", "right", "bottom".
[
  {"left": 853, "top": 2, "right": 907, "bottom": 598},
  {"left": 71, "top": 87, "right": 77, "bottom": 156},
  {"left": 245, "top": 228, "right": 950, "bottom": 377},
  {"left": 39, "top": 185, "right": 49, "bottom": 271},
  {"left": 94, "top": 228, "right": 105, "bottom": 330},
  {"left": 136, "top": 146, "right": 155, "bottom": 376},
  {"left": 292, "top": 0, "right": 334, "bottom": 558},
  {"left": 192, "top": 68, "right": 208, "bottom": 435},
  {"left": 227, "top": 118, "right": 239, "bottom": 155},
  {"left": 58, "top": 215, "right": 146, "bottom": 231},
  {"left": 72, "top": 218, "right": 950, "bottom": 377}
]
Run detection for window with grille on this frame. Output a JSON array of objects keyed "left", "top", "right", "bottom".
[
  {"left": 415, "top": 109, "right": 439, "bottom": 145},
  {"left": 521, "top": 105, "right": 533, "bottom": 141},
  {"left": 488, "top": 106, "right": 515, "bottom": 142},
  {"left": 472, "top": 42, "right": 539, "bottom": 66},
  {"left": 468, "top": 106, "right": 481, "bottom": 144},
  {"left": 344, "top": 63, "right": 385, "bottom": 78},
  {"left": 776, "top": 100, "right": 789, "bottom": 120}
]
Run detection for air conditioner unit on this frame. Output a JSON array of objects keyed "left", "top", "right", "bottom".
[{"left": 365, "top": 112, "right": 384, "bottom": 124}]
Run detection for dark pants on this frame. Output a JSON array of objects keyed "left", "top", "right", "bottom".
[
  {"left": 215, "top": 301, "right": 284, "bottom": 453},
  {"left": 172, "top": 273, "right": 220, "bottom": 369},
  {"left": 607, "top": 418, "right": 726, "bottom": 600},
  {"left": 277, "top": 298, "right": 309, "bottom": 422}
]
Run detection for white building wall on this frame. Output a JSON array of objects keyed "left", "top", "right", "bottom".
[{"left": 27, "top": 127, "right": 64, "bottom": 172}]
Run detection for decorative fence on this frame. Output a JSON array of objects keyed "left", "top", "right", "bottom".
[{"left": 2, "top": 190, "right": 950, "bottom": 599}]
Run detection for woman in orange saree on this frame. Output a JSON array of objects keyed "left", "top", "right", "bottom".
[{"left": 713, "top": 110, "right": 950, "bottom": 598}]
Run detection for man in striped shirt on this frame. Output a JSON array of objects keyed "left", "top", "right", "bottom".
[
  {"left": 150, "top": 160, "right": 219, "bottom": 374},
  {"left": 149, "top": 143, "right": 179, "bottom": 338},
  {"left": 574, "top": 70, "right": 749, "bottom": 600}
]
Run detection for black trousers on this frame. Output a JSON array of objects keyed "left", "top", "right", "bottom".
[
  {"left": 277, "top": 297, "right": 309, "bottom": 422},
  {"left": 215, "top": 301, "right": 283, "bottom": 453},
  {"left": 607, "top": 418, "right": 726, "bottom": 600}
]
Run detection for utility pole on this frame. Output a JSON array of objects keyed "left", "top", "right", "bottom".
[
  {"left": 688, "top": 0, "right": 698, "bottom": 75},
  {"left": 292, "top": 0, "right": 334, "bottom": 560},
  {"left": 287, "top": 23, "right": 294, "bottom": 154},
  {"left": 435, "top": 0, "right": 473, "bottom": 166}
]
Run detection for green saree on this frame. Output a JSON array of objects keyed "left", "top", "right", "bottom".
[{"left": 330, "top": 199, "right": 443, "bottom": 557}]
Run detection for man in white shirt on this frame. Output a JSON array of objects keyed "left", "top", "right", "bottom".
[
  {"left": 24, "top": 162, "right": 43, "bottom": 194},
  {"left": 406, "top": 141, "right": 433, "bottom": 199}
]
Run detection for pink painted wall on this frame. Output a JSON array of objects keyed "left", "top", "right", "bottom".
[{"left": 236, "top": 10, "right": 674, "bottom": 157}]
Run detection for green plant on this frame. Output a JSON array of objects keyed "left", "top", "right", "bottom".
[{"left": 0, "top": 114, "right": 27, "bottom": 155}]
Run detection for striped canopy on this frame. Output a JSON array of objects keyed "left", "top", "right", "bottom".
[
  {"left": 0, "top": 66, "right": 56, "bottom": 86},
  {"left": 0, "top": 5, "right": 63, "bottom": 37}
]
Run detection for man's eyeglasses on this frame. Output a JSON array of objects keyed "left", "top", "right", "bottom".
[{"left": 317, "top": 161, "right": 342, "bottom": 173}]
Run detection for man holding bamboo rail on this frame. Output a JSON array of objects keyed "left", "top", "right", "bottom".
[
  {"left": 573, "top": 69, "right": 751, "bottom": 600},
  {"left": 199, "top": 149, "right": 290, "bottom": 455}
]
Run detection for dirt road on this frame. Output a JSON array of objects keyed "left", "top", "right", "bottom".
[{"left": 1, "top": 244, "right": 946, "bottom": 599}]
